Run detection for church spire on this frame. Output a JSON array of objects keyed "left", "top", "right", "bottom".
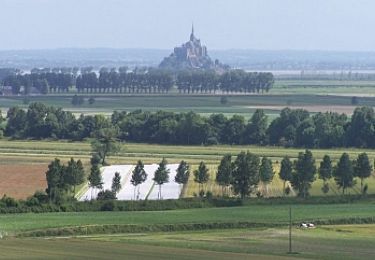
[{"left": 190, "top": 23, "right": 195, "bottom": 41}]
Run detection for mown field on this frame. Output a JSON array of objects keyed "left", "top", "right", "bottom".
[
  {"left": 1, "top": 203, "right": 375, "bottom": 234},
  {"left": 0, "top": 140, "right": 374, "bottom": 198}
]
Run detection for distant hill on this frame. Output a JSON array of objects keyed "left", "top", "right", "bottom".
[{"left": 2, "top": 48, "right": 375, "bottom": 71}]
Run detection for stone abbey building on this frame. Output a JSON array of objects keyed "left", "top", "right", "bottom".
[{"left": 159, "top": 25, "right": 227, "bottom": 70}]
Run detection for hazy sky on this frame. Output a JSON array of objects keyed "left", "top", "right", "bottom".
[{"left": 1, "top": 0, "right": 375, "bottom": 51}]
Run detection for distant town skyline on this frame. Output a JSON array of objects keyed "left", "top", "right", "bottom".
[{"left": 1, "top": 0, "right": 375, "bottom": 51}]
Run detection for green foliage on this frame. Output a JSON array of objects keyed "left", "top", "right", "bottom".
[
  {"left": 64, "top": 158, "right": 85, "bottom": 197},
  {"left": 354, "top": 153, "right": 373, "bottom": 193},
  {"left": 216, "top": 154, "right": 233, "bottom": 195},
  {"left": 153, "top": 158, "right": 170, "bottom": 199},
  {"left": 91, "top": 127, "right": 121, "bottom": 165},
  {"left": 279, "top": 156, "right": 293, "bottom": 195},
  {"left": 232, "top": 151, "right": 260, "bottom": 199},
  {"left": 97, "top": 190, "right": 117, "bottom": 201},
  {"left": 244, "top": 109, "right": 268, "bottom": 144},
  {"left": 88, "top": 164, "right": 103, "bottom": 191},
  {"left": 175, "top": 160, "right": 190, "bottom": 184},
  {"left": 131, "top": 160, "right": 147, "bottom": 200},
  {"left": 291, "top": 149, "right": 316, "bottom": 198},
  {"left": 111, "top": 172, "right": 122, "bottom": 194},
  {"left": 334, "top": 153, "right": 355, "bottom": 194},
  {"left": 194, "top": 161, "right": 210, "bottom": 192},
  {"left": 259, "top": 157, "right": 274, "bottom": 184},
  {"left": 319, "top": 155, "right": 333, "bottom": 181}
]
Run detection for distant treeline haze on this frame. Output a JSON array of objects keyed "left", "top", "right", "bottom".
[{"left": 1, "top": 104, "right": 375, "bottom": 148}]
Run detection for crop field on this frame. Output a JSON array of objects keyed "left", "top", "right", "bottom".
[
  {"left": 1, "top": 203, "right": 375, "bottom": 234},
  {"left": 1, "top": 140, "right": 375, "bottom": 198},
  {"left": 0, "top": 164, "right": 47, "bottom": 199}
]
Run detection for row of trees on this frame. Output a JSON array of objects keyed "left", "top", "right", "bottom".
[
  {"left": 2, "top": 69, "right": 274, "bottom": 94},
  {"left": 213, "top": 150, "right": 373, "bottom": 198},
  {"left": 5, "top": 103, "right": 375, "bottom": 148}
]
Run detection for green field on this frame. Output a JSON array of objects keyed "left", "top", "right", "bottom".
[
  {"left": 1, "top": 203, "right": 375, "bottom": 234},
  {"left": 2, "top": 225, "right": 375, "bottom": 259}
]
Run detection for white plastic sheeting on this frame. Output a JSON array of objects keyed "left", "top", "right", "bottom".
[{"left": 79, "top": 164, "right": 182, "bottom": 201}]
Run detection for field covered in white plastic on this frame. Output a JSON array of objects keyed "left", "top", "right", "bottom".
[{"left": 79, "top": 164, "right": 182, "bottom": 201}]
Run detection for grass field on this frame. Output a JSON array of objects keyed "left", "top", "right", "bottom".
[
  {"left": 84, "top": 225, "right": 375, "bottom": 260},
  {"left": 1, "top": 203, "right": 375, "bottom": 234}
]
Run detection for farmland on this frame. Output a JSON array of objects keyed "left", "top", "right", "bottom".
[
  {"left": 1, "top": 78, "right": 375, "bottom": 120},
  {"left": 1, "top": 140, "right": 375, "bottom": 199}
]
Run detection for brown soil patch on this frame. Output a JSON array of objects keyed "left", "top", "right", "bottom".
[{"left": 0, "top": 164, "right": 47, "bottom": 199}]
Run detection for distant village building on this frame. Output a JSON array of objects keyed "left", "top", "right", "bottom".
[{"left": 159, "top": 25, "right": 228, "bottom": 70}]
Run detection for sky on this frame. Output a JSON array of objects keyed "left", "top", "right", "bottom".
[{"left": 1, "top": 0, "right": 375, "bottom": 51}]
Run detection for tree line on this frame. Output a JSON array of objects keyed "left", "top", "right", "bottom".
[
  {"left": 1, "top": 68, "right": 274, "bottom": 94},
  {"left": 45, "top": 149, "right": 373, "bottom": 203},
  {"left": 3, "top": 103, "right": 375, "bottom": 149}
]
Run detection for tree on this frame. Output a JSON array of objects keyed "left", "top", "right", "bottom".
[
  {"left": 131, "top": 160, "right": 147, "bottom": 200},
  {"left": 354, "top": 153, "right": 372, "bottom": 193},
  {"left": 111, "top": 172, "right": 122, "bottom": 194},
  {"left": 244, "top": 109, "right": 268, "bottom": 145},
  {"left": 216, "top": 154, "right": 233, "bottom": 196},
  {"left": 88, "top": 164, "right": 103, "bottom": 199},
  {"left": 64, "top": 158, "right": 85, "bottom": 198},
  {"left": 194, "top": 161, "right": 210, "bottom": 194},
  {"left": 232, "top": 151, "right": 260, "bottom": 199},
  {"left": 319, "top": 155, "right": 333, "bottom": 194},
  {"left": 279, "top": 156, "right": 293, "bottom": 196},
  {"left": 291, "top": 150, "right": 316, "bottom": 198},
  {"left": 334, "top": 153, "right": 355, "bottom": 194},
  {"left": 91, "top": 127, "right": 121, "bottom": 165},
  {"left": 259, "top": 157, "right": 274, "bottom": 196},
  {"left": 153, "top": 158, "right": 170, "bottom": 199},
  {"left": 175, "top": 160, "right": 190, "bottom": 185},
  {"left": 45, "top": 158, "right": 64, "bottom": 202}
]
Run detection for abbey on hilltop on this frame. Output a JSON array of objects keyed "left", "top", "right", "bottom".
[{"left": 159, "top": 25, "right": 228, "bottom": 70}]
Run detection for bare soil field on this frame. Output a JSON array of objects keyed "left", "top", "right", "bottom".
[{"left": 0, "top": 164, "right": 47, "bottom": 199}]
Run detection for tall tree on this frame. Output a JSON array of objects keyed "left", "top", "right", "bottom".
[
  {"left": 279, "top": 156, "right": 293, "bottom": 196},
  {"left": 244, "top": 109, "right": 268, "bottom": 145},
  {"left": 291, "top": 150, "right": 316, "bottom": 198},
  {"left": 334, "top": 153, "right": 355, "bottom": 194},
  {"left": 354, "top": 153, "right": 372, "bottom": 193},
  {"left": 175, "top": 160, "right": 190, "bottom": 185},
  {"left": 319, "top": 155, "right": 333, "bottom": 194},
  {"left": 88, "top": 164, "right": 103, "bottom": 199},
  {"left": 216, "top": 154, "right": 233, "bottom": 196},
  {"left": 91, "top": 127, "right": 121, "bottom": 165},
  {"left": 131, "top": 160, "right": 147, "bottom": 200},
  {"left": 45, "top": 158, "right": 64, "bottom": 202},
  {"left": 64, "top": 158, "right": 85, "bottom": 198},
  {"left": 153, "top": 158, "right": 170, "bottom": 199},
  {"left": 194, "top": 161, "right": 210, "bottom": 194},
  {"left": 259, "top": 157, "right": 274, "bottom": 196},
  {"left": 111, "top": 172, "right": 122, "bottom": 195},
  {"left": 232, "top": 151, "right": 260, "bottom": 199}
]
